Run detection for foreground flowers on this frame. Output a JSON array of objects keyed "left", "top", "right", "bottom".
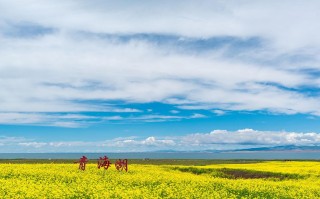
[{"left": 0, "top": 161, "right": 319, "bottom": 198}]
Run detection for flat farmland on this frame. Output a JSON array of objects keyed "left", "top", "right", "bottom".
[{"left": 0, "top": 160, "right": 320, "bottom": 198}]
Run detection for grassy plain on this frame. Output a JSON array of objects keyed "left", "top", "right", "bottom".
[{"left": 0, "top": 159, "right": 319, "bottom": 198}]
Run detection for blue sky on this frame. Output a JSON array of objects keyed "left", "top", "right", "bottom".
[{"left": 1, "top": 0, "right": 320, "bottom": 152}]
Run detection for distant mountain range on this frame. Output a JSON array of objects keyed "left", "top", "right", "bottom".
[
  {"left": 154, "top": 145, "right": 320, "bottom": 153},
  {"left": 230, "top": 145, "right": 320, "bottom": 152}
]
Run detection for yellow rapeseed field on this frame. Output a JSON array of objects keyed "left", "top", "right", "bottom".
[{"left": 0, "top": 161, "right": 320, "bottom": 198}]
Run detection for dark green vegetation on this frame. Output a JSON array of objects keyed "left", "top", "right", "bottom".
[
  {"left": 173, "top": 167, "right": 305, "bottom": 180},
  {"left": 0, "top": 159, "right": 266, "bottom": 165},
  {"left": 0, "top": 159, "right": 318, "bottom": 165}
]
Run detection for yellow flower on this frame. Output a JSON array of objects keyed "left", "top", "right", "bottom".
[{"left": 0, "top": 161, "right": 319, "bottom": 198}]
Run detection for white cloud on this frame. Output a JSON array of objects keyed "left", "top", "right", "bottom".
[
  {"left": 0, "top": 0, "right": 320, "bottom": 126},
  {"left": 0, "top": 112, "right": 206, "bottom": 127},
  {"left": 4, "top": 136, "right": 176, "bottom": 152},
  {"left": 170, "top": 110, "right": 179, "bottom": 114},
  {"left": 1, "top": 0, "right": 320, "bottom": 50},
  {"left": 0, "top": 112, "right": 98, "bottom": 127},
  {"left": 2, "top": 129, "right": 320, "bottom": 152},
  {"left": 0, "top": 32, "right": 318, "bottom": 117},
  {"left": 18, "top": 142, "right": 47, "bottom": 148},
  {"left": 112, "top": 136, "right": 176, "bottom": 147},
  {"left": 182, "top": 129, "right": 320, "bottom": 146},
  {"left": 212, "top": 110, "right": 226, "bottom": 116},
  {"left": 103, "top": 114, "right": 207, "bottom": 123},
  {"left": 190, "top": 113, "right": 207, "bottom": 118}
]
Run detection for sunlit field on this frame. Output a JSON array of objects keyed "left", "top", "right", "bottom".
[{"left": 0, "top": 161, "right": 320, "bottom": 198}]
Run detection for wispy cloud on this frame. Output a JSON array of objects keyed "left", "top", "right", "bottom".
[
  {"left": 0, "top": 113, "right": 98, "bottom": 127},
  {"left": 1, "top": 0, "right": 320, "bottom": 127},
  {"left": 103, "top": 113, "right": 207, "bottom": 123},
  {"left": 170, "top": 110, "right": 180, "bottom": 114},
  {"left": 0, "top": 112, "right": 207, "bottom": 127},
  {"left": 212, "top": 110, "right": 226, "bottom": 116}
]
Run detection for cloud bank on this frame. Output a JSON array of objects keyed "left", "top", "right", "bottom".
[
  {"left": 2, "top": 129, "right": 320, "bottom": 152},
  {"left": 0, "top": 1, "right": 320, "bottom": 126}
]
